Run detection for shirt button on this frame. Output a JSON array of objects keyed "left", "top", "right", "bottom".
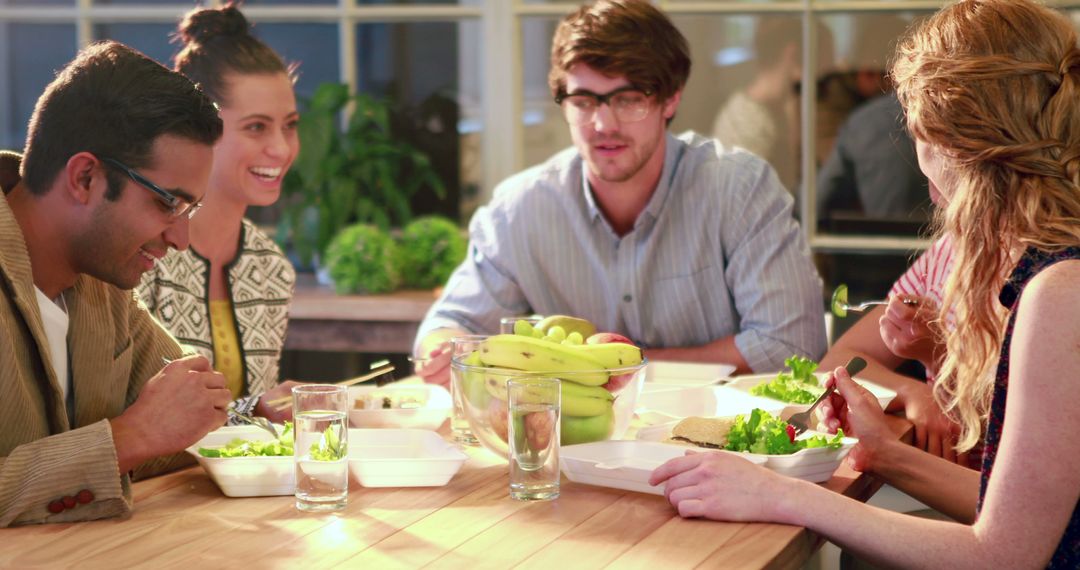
[
  {"left": 47, "top": 500, "right": 65, "bottom": 514},
  {"left": 76, "top": 489, "right": 94, "bottom": 504},
  {"left": 623, "top": 294, "right": 632, "bottom": 302}
]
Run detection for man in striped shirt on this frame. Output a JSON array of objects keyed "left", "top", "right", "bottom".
[{"left": 415, "top": 0, "right": 825, "bottom": 385}]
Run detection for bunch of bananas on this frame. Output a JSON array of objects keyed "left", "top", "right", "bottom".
[{"left": 460, "top": 315, "right": 643, "bottom": 446}]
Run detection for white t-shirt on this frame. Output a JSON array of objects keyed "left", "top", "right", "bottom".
[{"left": 34, "top": 287, "right": 70, "bottom": 400}]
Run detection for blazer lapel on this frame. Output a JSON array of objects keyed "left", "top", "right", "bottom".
[
  {"left": 0, "top": 193, "right": 68, "bottom": 433},
  {"left": 68, "top": 277, "right": 127, "bottom": 428}
]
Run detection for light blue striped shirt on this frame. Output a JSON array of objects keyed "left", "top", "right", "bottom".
[{"left": 417, "top": 132, "right": 826, "bottom": 372}]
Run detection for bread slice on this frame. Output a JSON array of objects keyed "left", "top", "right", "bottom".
[{"left": 667, "top": 416, "right": 735, "bottom": 449}]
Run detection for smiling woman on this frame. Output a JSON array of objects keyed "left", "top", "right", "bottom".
[{"left": 136, "top": 2, "right": 301, "bottom": 424}]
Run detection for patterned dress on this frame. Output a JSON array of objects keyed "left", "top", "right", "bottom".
[{"left": 978, "top": 247, "right": 1080, "bottom": 568}]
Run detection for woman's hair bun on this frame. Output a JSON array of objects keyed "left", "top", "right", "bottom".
[{"left": 177, "top": 4, "right": 250, "bottom": 45}]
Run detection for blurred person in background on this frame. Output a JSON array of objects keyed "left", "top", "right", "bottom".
[
  {"left": 713, "top": 17, "right": 835, "bottom": 193},
  {"left": 815, "top": 15, "right": 930, "bottom": 230}
]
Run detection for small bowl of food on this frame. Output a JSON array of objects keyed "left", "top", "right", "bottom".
[
  {"left": 186, "top": 425, "right": 294, "bottom": 497},
  {"left": 347, "top": 383, "right": 452, "bottom": 430}
]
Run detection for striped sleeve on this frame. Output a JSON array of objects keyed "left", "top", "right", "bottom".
[
  {"left": 0, "top": 420, "right": 130, "bottom": 527},
  {"left": 890, "top": 237, "right": 953, "bottom": 302}
]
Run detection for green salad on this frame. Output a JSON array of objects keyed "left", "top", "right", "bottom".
[
  {"left": 198, "top": 422, "right": 294, "bottom": 458},
  {"left": 750, "top": 356, "right": 824, "bottom": 404},
  {"left": 725, "top": 408, "right": 845, "bottom": 455}
]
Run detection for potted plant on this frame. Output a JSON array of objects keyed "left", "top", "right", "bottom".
[{"left": 276, "top": 82, "right": 446, "bottom": 268}]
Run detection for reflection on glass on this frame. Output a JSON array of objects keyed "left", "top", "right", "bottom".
[
  {"left": 706, "top": 16, "right": 832, "bottom": 194},
  {"left": 815, "top": 13, "right": 933, "bottom": 237},
  {"left": 355, "top": 21, "right": 483, "bottom": 222},
  {"left": 1, "top": 23, "right": 77, "bottom": 148}
]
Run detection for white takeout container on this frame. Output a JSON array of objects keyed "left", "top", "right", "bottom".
[
  {"left": 725, "top": 372, "right": 896, "bottom": 413},
  {"left": 560, "top": 440, "right": 766, "bottom": 495},
  {"left": 646, "top": 360, "right": 737, "bottom": 387},
  {"left": 636, "top": 421, "right": 857, "bottom": 483},
  {"left": 186, "top": 425, "right": 294, "bottom": 497},
  {"left": 347, "top": 428, "right": 468, "bottom": 487},
  {"left": 636, "top": 385, "right": 787, "bottom": 426},
  {"left": 347, "top": 383, "right": 452, "bottom": 430}
]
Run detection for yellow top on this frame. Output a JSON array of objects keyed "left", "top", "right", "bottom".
[{"left": 209, "top": 299, "right": 244, "bottom": 399}]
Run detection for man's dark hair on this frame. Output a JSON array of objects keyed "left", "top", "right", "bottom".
[{"left": 21, "top": 40, "right": 223, "bottom": 198}]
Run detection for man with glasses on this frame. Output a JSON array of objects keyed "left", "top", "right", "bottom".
[
  {"left": 415, "top": 0, "right": 825, "bottom": 385},
  {"left": 0, "top": 42, "right": 230, "bottom": 526}
]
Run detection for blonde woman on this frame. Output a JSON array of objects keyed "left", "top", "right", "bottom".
[{"left": 651, "top": 1, "right": 1080, "bottom": 566}]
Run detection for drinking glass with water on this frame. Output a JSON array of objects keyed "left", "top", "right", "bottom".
[
  {"left": 507, "top": 376, "right": 561, "bottom": 501},
  {"left": 292, "top": 384, "right": 349, "bottom": 512}
]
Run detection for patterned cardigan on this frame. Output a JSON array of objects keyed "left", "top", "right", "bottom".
[{"left": 137, "top": 219, "right": 296, "bottom": 402}]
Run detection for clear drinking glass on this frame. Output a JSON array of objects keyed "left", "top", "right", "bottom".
[
  {"left": 448, "top": 335, "right": 486, "bottom": 445},
  {"left": 499, "top": 315, "right": 543, "bottom": 334},
  {"left": 293, "top": 384, "right": 349, "bottom": 512},
  {"left": 507, "top": 376, "right": 561, "bottom": 501}
]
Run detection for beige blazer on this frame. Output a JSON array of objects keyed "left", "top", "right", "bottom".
[{"left": 0, "top": 167, "right": 185, "bottom": 526}]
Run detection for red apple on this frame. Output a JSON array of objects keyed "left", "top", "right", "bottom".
[
  {"left": 586, "top": 332, "right": 634, "bottom": 345},
  {"left": 603, "top": 372, "right": 634, "bottom": 393}
]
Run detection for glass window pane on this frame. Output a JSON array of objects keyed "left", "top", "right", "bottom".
[
  {"left": 354, "top": 20, "right": 482, "bottom": 222},
  {"left": 243, "top": 0, "right": 335, "bottom": 4},
  {"left": 0, "top": 0, "right": 71, "bottom": 5},
  {"left": 355, "top": 0, "right": 464, "bottom": 4},
  {"left": 0, "top": 23, "right": 77, "bottom": 149},
  {"left": 93, "top": 0, "right": 190, "bottom": 4},
  {"left": 255, "top": 23, "right": 339, "bottom": 103},
  {"left": 94, "top": 23, "right": 176, "bottom": 68},
  {"left": 815, "top": 12, "right": 934, "bottom": 238},
  {"left": 520, "top": 17, "right": 569, "bottom": 170}
]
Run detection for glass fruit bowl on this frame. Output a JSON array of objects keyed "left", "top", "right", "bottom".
[{"left": 450, "top": 347, "right": 646, "bottom": 460}]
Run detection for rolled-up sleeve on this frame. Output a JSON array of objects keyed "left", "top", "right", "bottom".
[{"left": 722, "top": 160, "right": 827, "bottom": 372}]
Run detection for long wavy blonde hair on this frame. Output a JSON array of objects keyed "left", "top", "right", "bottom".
[{"left": 892, "top": 0, "right": 1080, "bottom": 451}]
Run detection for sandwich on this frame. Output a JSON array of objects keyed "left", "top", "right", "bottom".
[{"left": 667, "top": 416, "right": 735, "bottom": 449}]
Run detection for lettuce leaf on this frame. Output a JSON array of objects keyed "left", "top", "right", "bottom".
[
  {"left": 724, "top": 408, "right": 845, "bottom": 455},
  {"left": 749, "top": 356, "right": 823, "bottom": 404},
  {"left": 198, "top": 422, "right": 295, "bottom": 457}
]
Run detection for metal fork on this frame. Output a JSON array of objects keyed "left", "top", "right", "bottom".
[
  {"left": 787, "top": 357, "right": 867, "bottom": 436},
  {"left": 228, "top": 405, "right": 280, "bottom": 439},
  {"left": 163, "top": 356, "right": 281, "bottom": 439}
]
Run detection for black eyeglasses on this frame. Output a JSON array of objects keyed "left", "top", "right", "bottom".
[
  {"left": 554, "top": 86, "right": 655, "bottom": 125},
  {"left": 100, "top": 157, "right": 202, "bottom": 220}
]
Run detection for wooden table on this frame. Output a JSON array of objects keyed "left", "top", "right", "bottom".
[
  {"left": 286, "top": 274, "right": 436, "bottom": 354},
  {"left": 0, "top": 417, "right": 910, "bottom": 569}
]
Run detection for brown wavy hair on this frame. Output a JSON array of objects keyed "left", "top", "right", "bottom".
[
  {"left": 892, "top": 0, "right": 1080, "bottom": 451},
  {"left": 548, "top": 0, "right": 690, "bottom": 104}
]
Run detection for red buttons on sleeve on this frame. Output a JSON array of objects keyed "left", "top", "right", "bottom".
[{"left": 48, "top": 490, "right": 94, "bottom": 514}]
